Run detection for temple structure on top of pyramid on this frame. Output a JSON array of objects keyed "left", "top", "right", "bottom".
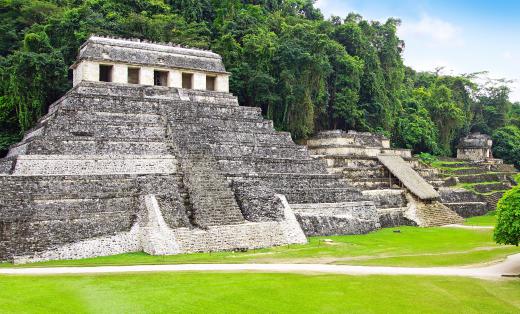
[{"left": 0, "top": 36, "right": 380, "bottom": 263}]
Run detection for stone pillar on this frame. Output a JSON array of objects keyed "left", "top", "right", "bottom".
[
  {"left": 112, "top": 64, "right": 127, "bottom": 84},
  {"left": 72, "top": 62, "right": 84, "bottom": 86},
  {"left": 216, "top": 75, "right": 229, "bottom": 93},
  {"left": 140, "top": 67, "right": 154, "bottom": 86},
  {"left": 193, "top": 72, "right": 206, "bottom": 90},
  {"left": 169, "top": 70, "right": 182, "bottom": 88},
  {"left": 83, "top": 61, "right": 99, "bottom": 82}
]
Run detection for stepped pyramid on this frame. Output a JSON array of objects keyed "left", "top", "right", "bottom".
[
  {"left": 0, "top": 36, "right": 378, "bottom": 263},
  {"left": 307, "top": 130, "right": 464, "bottom": 227}
]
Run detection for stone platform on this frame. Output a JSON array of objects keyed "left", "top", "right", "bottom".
[{"left": 0, "top": 83, "right": 379, "bottom": 263}]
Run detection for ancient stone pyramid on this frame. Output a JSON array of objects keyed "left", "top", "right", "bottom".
[{"left": 0, "top": 36, "right": 378, "bottom": 263}]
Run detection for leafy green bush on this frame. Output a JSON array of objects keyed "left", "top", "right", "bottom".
[
  {"left": 492, "top": 125, "right": 520, "bottom": 169},
  {"left": 417, "top": 152, "right": 438, "bottom": 165},
  {"left": 494, "top": 186, "right": 520, "bottom": 246}
]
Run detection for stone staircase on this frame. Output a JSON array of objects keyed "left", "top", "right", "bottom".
[
  {"left": 414, "top": 201, "right": 464, "bottom": 227},
  {"left": 177, "top": 152, "right": 245, "bottom": 228},
  {"left": 163, "top": 97, "right": 380, "bottom": 236}
]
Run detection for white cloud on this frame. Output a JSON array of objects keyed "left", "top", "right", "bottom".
[{"left": 399, "top": 15, "right": 462, "bottom": 45}]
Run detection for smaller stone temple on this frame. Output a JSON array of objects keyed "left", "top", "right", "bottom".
[{"left": 456, "top": 133, "right": 494, "bottom": 162}]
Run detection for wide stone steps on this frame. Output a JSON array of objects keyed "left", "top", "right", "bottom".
[
  {"left": 69, "top": 110, "right": 163, "bottom": 125},
  {"left": 278, "top": 188, "right": 367, "bottom": 204},
  {"left": 315, "top": 156, "right": 382, "bottom": 168},
  {"left": 209, "top": 143, "right": 310, "bottom": 160},
  {"left": 169, "top": 118, "right": 271, "bottom": 133},
  {"left": 349, "top": 178, "right": 394, "bottom": 190},
  {"left": 443, "top": 202, "right": 489, "bottom": 218},
  {"left": 473, "top": 182, "right": 511, "bottom": 193},
  {"left": 0, "top": 197, "right": 138, "bottom": 221},
  {"left": 247, "top": 173, "right": 356, "bottom": 189},
  {"left": 455, "top": 173, "right": 512, "bottom": 183},
  {"left": 0, "top": 174, "right": 176, "bottom": 200},
  {"left": 168, "top": 102, "right": 263, "bottom": 122},
  {"left": 341, "top": 167, "right": 387, "bottom": 179},
  {"left": 181, "top": 155, "right": 245, "bottom": 228},
  {"left": 416, "top": 202, "right": 464, "bottom": 227},
  {"left": 45, "top": 123, "right": 166, "bottom": 140},
  {"left": 57, "top": 96, "right": 162, "bottom": 114},
  {"left": 439, "top": 188, "right": 483, "bottom": 203},
  {"left": 362, "top": 189, "right": 407, "bottom": 209},
  {"left": 218, "top": 156, "right": 327, "bottom": 175},
  {"left": 482, "top": 192, "right": 506, "bottom": 210},
  {"left": 291, "top": 201, "right": 379, "bottom": 236},
  {"left": 18, "top": 137, "right": 171, "bottom": 156}
]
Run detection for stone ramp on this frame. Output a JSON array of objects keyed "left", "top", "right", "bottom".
[{"left": 377, "top": 154, "right": 439, "bottom": 200}]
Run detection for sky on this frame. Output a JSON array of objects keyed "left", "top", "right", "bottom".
[{"left": 315, "top": 0, "right": 520, "bottom": 102}]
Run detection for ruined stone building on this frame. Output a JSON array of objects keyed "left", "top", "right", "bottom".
[
  {"left": 0, "top": 36, "right": 380, "bottom": 263},
  {"left": 307, "top": 130, "right": 517, "bottom": 223},
  {"left": 307, "top": 130, "right": 464, "bottom": 227},
  {"left": 457, "top": 133, "right": 494, "bottom": 161}
]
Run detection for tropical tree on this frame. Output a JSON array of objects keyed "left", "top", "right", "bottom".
[{"left": 494, "top": 186, "right": 520, "bottom": 246}]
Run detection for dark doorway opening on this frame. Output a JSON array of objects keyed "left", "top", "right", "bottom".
[
  {"left": 206, "top": 76, "right": 216, "bottom": 91},
  {"left": 128, "top": 67, "right": 140, "bottom": 84},
  {"left": 99, "top": 64, "right": 113, "bottom": 82},
  {"left": 154, "top": 70, "right": 168, "bottom": 86},
  {"left": 182, "top": 73, "right": 193, "bottom": 89}
]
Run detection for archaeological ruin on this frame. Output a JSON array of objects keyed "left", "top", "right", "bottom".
[
  {"left": 0, "top": 36, "right": 517, "bottom": 264},
  {"left": 0, "top": 36, "right": 379, "bottom": 263},
  {"left": 457, "top": 132, "right": 494, "bottom": 162},
  {"left": 307, "top": 130, "right": 517, "bottom": 222}
]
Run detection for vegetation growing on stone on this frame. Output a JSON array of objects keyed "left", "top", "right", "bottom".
[{"left": 0, "top": 0, "right": 519, "bottom": 166}]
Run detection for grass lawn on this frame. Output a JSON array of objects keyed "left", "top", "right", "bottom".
[
  {"left": 2, "top": 225, "right": 518, "bottom": 268},
  {"left": 0, "top": 272, "right": 519, "bottom": 313},
  {"left": 465, "top": 214, "right": 497, "bottom": 226}
]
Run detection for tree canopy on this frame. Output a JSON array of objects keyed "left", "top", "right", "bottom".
[
  {"left": 494, "top": 186, "right": 520, "bottom": 246},
  {"left": 0, "top": 0, "right": 518, "bottom": 166}
]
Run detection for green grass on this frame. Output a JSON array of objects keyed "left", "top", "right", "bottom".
[
  {"left": 3, "top": 226, "right": 519, "bottom": 268},
  {"left": 465, "top": 214, "right": 497, "bottom": 226},
  {"left": 0, "top": 273, "right": 519, "bottom": 313},
  {"left": 429, "top": 160, "right": 476, "bottom": 173},
  {"left": 515, "top": 173, "right": 520, "bottom": 184}
]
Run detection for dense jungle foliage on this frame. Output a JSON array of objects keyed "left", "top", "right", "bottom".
[{"left": 0, "top": 0, "right": 519, "bottom": 166}]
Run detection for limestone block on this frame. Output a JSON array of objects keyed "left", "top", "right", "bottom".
[
  {"left": 193, "top": 72, "right": 206, "bottom": 90},
  {"left": 83, "top": 61, "right": 100, "bottom": 82},
  {"left": 169, "top": 70, "right": 182, "bottom": 88},
  {"left": 72, "top": 62, "right": 83, "bottom": 86},
  {"left": 140, "top": 67, "right": 154, "bottom": 86},
  {"left": 112, "top": 64, "right": 127, "bottom": 84},
  {"left": 216, "top": 75, "right": 229, "bottom": 93}
]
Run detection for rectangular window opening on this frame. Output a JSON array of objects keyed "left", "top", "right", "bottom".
[
  {"left": 182, "top": 73, "right": 193, "bottom": 89},
  {"left": 99, "top": 64, "right": 113, "bottom": 82},
  {"left": 206, "top": 76, "right": 216, "bottom": 91},
  {"left": 154, "top": 70, "right": 168, "bottom": 86},
  {"left": 128, "top": 67, "right": 140, "bottom": 84}
]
